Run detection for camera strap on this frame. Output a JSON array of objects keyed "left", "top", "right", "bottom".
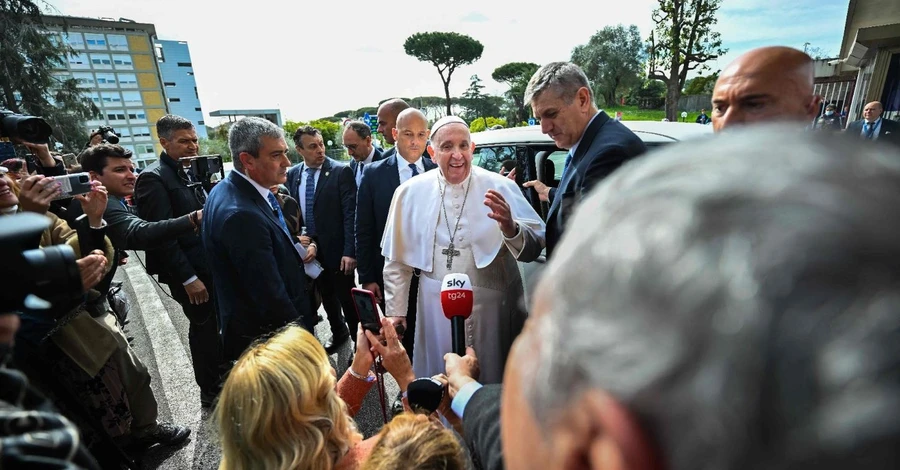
[{"left": 373, "top": 356, "right": 390, "bottom": 424}]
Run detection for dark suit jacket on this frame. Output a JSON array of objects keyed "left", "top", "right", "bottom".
[
  {"left": 348, "top": 147, "right": 384, "bottom": 178},
  {"left": 846, "top": 118, "right": 900, "bottom": 146},
  {"left": 286, "top": 158, "right": 356, "bottom": 271},
  {"left": 355, "top": 154, "right": 437, "bottom": 286},
  {"left": 202, "top": 171, "right": 314, "bottom": 341},
  {"left": 134, "top": 152, "right": 208, "bottom": 284},
  {"left": 546, "top": 111, "right": 646, "bottom": 256},
  {"left": 101, "top": 195, "right": 196, "bottom": 251},
  {"left": 462, "top": 384, "right": 504, "bottom": 470}
]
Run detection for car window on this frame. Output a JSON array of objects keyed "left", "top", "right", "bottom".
[
  {"left": 473, "top": 146, "right": 516, "bottom": 173},
  {"left": 547, "top": 150, "right": 567, "bottom": 181}
]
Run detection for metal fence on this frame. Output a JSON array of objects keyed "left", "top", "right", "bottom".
[{"left": 678, "top": 94, "right": 713, "bottom": 112}]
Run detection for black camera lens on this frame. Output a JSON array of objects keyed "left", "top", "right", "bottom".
[
  {"left": 22, "top": 245, "right": 83, "bottom": 309},
  {"left": 102, "top": 130, "right": 119, "bottom": 144},
  {"left": 77, "top": 174, "right": 89, "bottom": 183},
  {"left": 0, "top": 113, "right": 53, "bottom": 144}
]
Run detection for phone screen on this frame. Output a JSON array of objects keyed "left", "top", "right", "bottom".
[{"left": 351, "top": 289, "right": 381, "bottom": 333}]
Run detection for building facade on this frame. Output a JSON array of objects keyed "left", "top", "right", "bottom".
[
  {"left": 155, "top": 40, "right": 207, "bottom": 139},
  {"left": 43, "top": 16, "right": 168, "bottom": 168},
  {"left": 832, "top": 0, "right": 900, "bottom": 123}
]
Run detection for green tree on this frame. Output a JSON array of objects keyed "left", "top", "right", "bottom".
[
  {"left": 492, "top": 62, "right": 539, "bottom": 125},
  {"left": 647, "top": 0, "right": 727, "bottom": 120},
  {"left": 682, "top": 71, "right": 719, "bottom": 95},
  {"left": 458, "top": 75, "right": 504, "bottom": 130},
  {"left": 1, "top": 0, "right": 99, "bottom": 152},
  {"left": 571, "top": 25, "right": 645, "bottom": 107},
  {"left": 284, "top": 119, "right": 341, "bottom": 148},
  {"left": 404, "top": 32, "right": 484, "bottom": 116},
  {"left": 469, "top": 117, "right": 507, "bottom": 133},
  {"left": 199, "top": 137, "right": 231, "bottom": 162}
]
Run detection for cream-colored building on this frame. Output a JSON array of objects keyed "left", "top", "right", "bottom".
[
  {"left": 831, "top": 0, "right": 900, "bottom": 122},
  {"left": 43, "top": 16, "right": 169, "bottom": 168}
]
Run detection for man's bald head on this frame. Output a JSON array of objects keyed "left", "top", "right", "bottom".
[
  {"left": 393, "top": 108, "right": 429, "bottom": 163},
  {"left": 711, "top": 46, "right": 819, "bottom": 132},
  {"left": 863, "top": 101, "right": 884, "bottom": 123},
  {"left": 377, "top": 98, "right": 411, "bottom": 144}
]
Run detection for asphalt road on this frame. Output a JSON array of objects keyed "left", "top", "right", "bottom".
[{"left": 117, "top": 251, "right": 399, "bottom": 469}]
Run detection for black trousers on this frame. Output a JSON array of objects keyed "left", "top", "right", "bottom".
[
  {"left": 166, "top": 275, "right": 223, "bottom": 395},
  {"left": 316, "top": 268, "right": 357, "bottom": 339}
]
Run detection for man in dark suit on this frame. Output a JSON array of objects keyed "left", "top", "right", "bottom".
[
  {"left": 202, "top": 117, "right": 315, "bottom": 365},
  {"left": 375, "top": 98, "right": 411, "bottom": 160},
  {"left": 133, "top": 115, "right": 221, "bottom": 405},
  {"left": 343, "top": 120, "right": 384, "bottom": 187},
  {"left": 286, "top": 126, "right": 357, "bottom": 353},
  {"left": 520, "top": 62, "right": 646, "bottom": 257},
  {"left": 846, "top": 101, "right": 900, "bottom": 147},
  {"left": 357, "top": 109, "right": 437, "bottom": 351}
]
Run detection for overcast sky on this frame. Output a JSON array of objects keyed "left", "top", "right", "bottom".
[{"left": 46, "top": 0, "right": 849, "bottom": 124}]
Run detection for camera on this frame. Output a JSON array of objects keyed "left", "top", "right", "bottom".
[
  {"left": 182, "top": 154, "right": 224, "bottom": 189},
  {"left": 95, "top": 126, "right": 120, "bottom": 145},
  {"left": 0, "top": 213, "right": 84, "bottom": 315},
  {"left": 0, "top": 109, "right": 53, "bottom": 160}
]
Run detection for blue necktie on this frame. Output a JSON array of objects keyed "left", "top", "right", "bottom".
[
  {"left": 561, "top": 150, "right": 574, "bottom": 179},
  {"left": 409, "top": 163, "right": 419, "bottom": 177},
  {"left": 266, "top": 192, "right": 289, "bottom": 235},
  {"left": 305, "top": 167, "right": 317, "bottom": 236},
  {"left": 864, "top": 122, "right": 875, "bottom": 139}
]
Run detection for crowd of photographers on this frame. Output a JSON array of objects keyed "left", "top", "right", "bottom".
[{"left": 3, "top": 44, "right": 900, "bottom": 470}]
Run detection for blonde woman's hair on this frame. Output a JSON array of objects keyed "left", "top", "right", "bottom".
[
  {"left": 215, "top": 326, "right": 361, "bottom": 470},
  {"left": 362, "top": 413, "right": 466, "bottom": 470}
]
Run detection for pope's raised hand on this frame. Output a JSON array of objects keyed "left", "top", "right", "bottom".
[{"left": 484, "top": 189, "right": 517, "bottom": 238}]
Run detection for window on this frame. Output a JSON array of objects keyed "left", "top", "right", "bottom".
[
  {"left": 122, "top": 91, "right": 142, "bottom": 106},
  {"left": 106, "top": 110, "right": 127, "bottom": 121},
  {"left": 107, "top": 35, "right": 128, "bottom": 51},
  {"left": 177, "top": 62, "right": 192, "bottom": 67},
  {"left": 136, "top": 144, "right": 155, "bottom": 155},
  {"left": 169, "top": 98, "right": 181, "bottom": 102},
  {"left": 118, "top": 73, "right": 138, "bottom": 88},
  {"left": 127, "top": 112, "right": 147, "bottom": 123},
  {"left": 64, "top": 32, "right": 85, "bottom": 50},
  {"left": 95, "top": 73, "right": 117, "bottom": 88},
  {"left": 101, "top": 92, "right": 122, "bottom": 104},
  {"left": 194, "top": 107, "right": 202, "bottom": 112},
  {"left": 89, "top": 53, "right": 113, "bottom": 70},
  {"left": 132, "top": 127, "right": 152, "bottom": 138},
  {"left": 72, "top": 72, "right": 95, "bottom": 87},
  {"left": 164, "top": 82, "right": 176, "bottom": 87},
  {"left": 194, "top": 86, "right": 198, "bottom": 99},
  {"left": 121, "top": 144, "right": 136, "bottom": 156},
  {"left": 198, "top": 120, "right": 205, "bottom": 125},
  {"left": 88, "top": 92, "right": 101, "bottom": 105},
  {"left": 187, "top": 72, "right": 194, "bottom": 76},
  {"left": 112, "top": 54, "right": 133, "bottom": 70},
  {"left": 471, "top": 146, "right": 516, "bottom": 173},
  {"left": 68, "top": 53, "right": 89, "bottom": 70},
  {"left": 154, "top": 43, "right": 165, "bottom": 62},
  {"left": 84, "top": 33, "right": 107, "bottom": 50}
]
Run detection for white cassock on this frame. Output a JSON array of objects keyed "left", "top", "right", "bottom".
[{"left": 381, "top": 165, "right": 545, "bottom": 384}]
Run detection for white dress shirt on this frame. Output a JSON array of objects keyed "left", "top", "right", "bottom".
[
  {"left": 397, "top": 154, "right": 426, "bottom": 184},
  {"left": 860, "top": 118, "right": 883, "bottom": 140},
  {"left": 296, "top": 163, "right": 322, "bottom": 220},
  {"left": 355, "top": 147, "right": 376, "bottom": 186}
]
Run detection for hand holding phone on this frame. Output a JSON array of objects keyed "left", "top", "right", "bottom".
[{"left": 351, "top": 288, "right": 382, "bottom": 334}]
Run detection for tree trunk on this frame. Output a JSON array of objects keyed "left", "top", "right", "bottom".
[
  {"left": 665, "top": 81, "right": 681, "bottom": 121},
  {"left": 443, "top": 80, "right": 453, "bottom": 116}
]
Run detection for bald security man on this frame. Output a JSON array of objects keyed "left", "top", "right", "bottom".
[
  {"left": 376, "top": 98, "right": 411, "bottom": 159},
  {"left": 711, "top": 46, "right": 820, "bottom": 132},
  {"left": 846, "top": 101, "right": 900, "bottom": 147}
]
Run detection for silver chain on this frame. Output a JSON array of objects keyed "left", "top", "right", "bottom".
[{"left": 439, "top": 175, "right": 472, "bottom": 245}]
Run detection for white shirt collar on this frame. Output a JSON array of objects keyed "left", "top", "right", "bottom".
[
  {"left": 362, "top": 146, "right": 376, "bottom": 164},
  {"left": 233, "top": 169, "right": 274, "bottom": 204},
  {"left": 569, "top": 111, "right": 602, "bottom": 156}
]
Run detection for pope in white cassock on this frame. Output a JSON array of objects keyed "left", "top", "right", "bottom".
[{"left": 381, "top": 115, "right": 546, "bottom": 384}]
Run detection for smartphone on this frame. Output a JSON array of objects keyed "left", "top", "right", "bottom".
[
  {"left": 51, "top": 172, "right": 92, "bottom": 200},
  {"left": 351, "top": 288, "right": 382, "bottom": 334}
]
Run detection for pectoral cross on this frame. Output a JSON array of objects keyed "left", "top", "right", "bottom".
[{"left": 442, "top": 243, "right": 461, "bottom": 269}]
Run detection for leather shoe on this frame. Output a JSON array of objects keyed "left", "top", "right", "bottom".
[{"left": 323, "top": 333, "right": 350, "bottom": 354}]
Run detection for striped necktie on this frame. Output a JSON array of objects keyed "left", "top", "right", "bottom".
[{"left": 305, "top": 167, "right": 317, "bottom": 236}]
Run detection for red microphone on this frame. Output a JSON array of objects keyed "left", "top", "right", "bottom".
[{"left": 441, "top": 273, "right": 473, "bottom": 356}]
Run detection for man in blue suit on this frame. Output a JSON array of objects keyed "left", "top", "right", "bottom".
[
  {"left": 356, "top": 108, "right": 437, "bottom": 360},
  {"left": 521, "top": 62, "right": 646, "bottom": 257},
  {"left": 286, "top": 126, "right": 357, "bottom": 353},
  {"left": 343, "top": 120, "right": 384, "bottom": 187},
  {"left": 202, "top": 117, "right": 314, "bottom": 364}
]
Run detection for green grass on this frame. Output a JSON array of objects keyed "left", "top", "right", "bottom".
[{"left": 605, "top": 106, "right": 710, "bottom": 124}]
